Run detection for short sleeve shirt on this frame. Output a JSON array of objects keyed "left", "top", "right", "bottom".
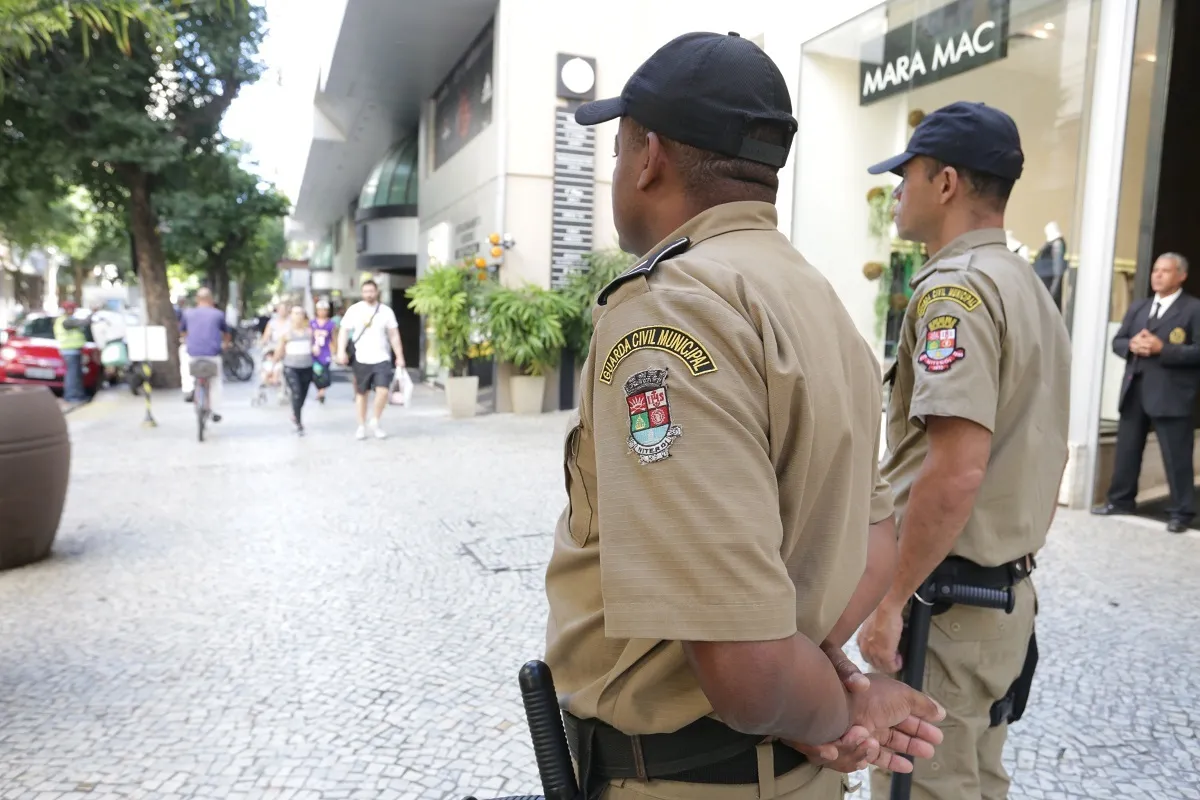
[
  {"left": 544, "top": 202, "right": 885, "bottom": 734},
  {"left": 180, "top": 306, "right": 228, "bottom": 358},
  {"left": 881, "top": 229, "right": 1071, "bottom": 566},
  {"left": 341, "top": 301, "right": 398, "bottom": 365}
]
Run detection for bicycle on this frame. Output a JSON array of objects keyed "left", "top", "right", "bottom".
[
  {"left": 222, "top": 342, "right": 254, "bottom": 382},
  {"left": 190, "top": 358, "right": 220, "bottom": 442}
]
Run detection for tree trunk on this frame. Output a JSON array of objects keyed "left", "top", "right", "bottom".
[
  {"left": 127, "top": 166, "right": 181, "bottom": 388},
  {"left": 72, "top": 262, "right": 85, "bottom": 304},
  {"left": 237, "top": 279, "right": 248, "bottom": 320},
  {"left": 210, "top": 260, "right": 230, "bottom": 312}
]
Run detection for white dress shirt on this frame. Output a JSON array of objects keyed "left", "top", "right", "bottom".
[{"left": 1151, "top": 288, "right": 1182, "bottom": 318}]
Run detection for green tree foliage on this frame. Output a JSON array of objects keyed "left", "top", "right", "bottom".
[
  {"left": 160, "top": 145, "right": 289, "bottom": 310},
  {"left": 0, "top": 0, "right": 181, "bottom": 77},
  {"left": 230, "top": 214, "right": 284, "bottom": 318},
  {"left": 0, "top": 0, "right": 264, "bottom": 385}
]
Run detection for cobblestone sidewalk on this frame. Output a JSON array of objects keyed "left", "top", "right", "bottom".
[{"left": 0, "top": 380, "right": 1197, "bottom": 799}]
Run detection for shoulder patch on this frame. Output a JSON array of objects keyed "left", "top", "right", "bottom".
[
  {"left": 598, "top": 325, "right": 716, "bottom": 385},
  {"left": 597, "top": 237, "right": 690, "bottom": 306},
  {"left": 915, "top": 284, "right": 982, "bottom": 317},
  {"left": 917, "top": 315, "right": 966, "bottom": 372}
]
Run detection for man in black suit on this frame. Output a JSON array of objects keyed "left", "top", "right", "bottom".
[{"left": 1094, "top": 253, "right": 1200, "bottom": 532}]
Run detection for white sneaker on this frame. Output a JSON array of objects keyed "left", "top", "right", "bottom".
[
  {"left": 355, "top": 425, "right": 367, "bottom": 441},
  {"left": 369, "top": 418, "right": 388, "bottom": 439}
]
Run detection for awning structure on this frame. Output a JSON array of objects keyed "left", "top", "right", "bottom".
[{"left": 291, "top": 0, "right": 497, "bottom": 237}]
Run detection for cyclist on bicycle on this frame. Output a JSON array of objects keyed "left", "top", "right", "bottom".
[{"left": 179, "top": 288, "right": 230, "bottom": 422}]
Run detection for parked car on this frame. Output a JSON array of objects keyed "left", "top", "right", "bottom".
[{"left": 0, "top": 314, "right": 103, "bottom": 396}]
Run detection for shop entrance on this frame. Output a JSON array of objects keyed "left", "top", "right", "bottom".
[
  {"left": 1097, "top": 0, "right": 1200, "bottom": 520},
  {"left": 1138, "top": 0, "right": 1200, "bottom": 300}
]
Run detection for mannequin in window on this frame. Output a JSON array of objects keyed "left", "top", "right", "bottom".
[
  {"left": 1033, "top": 221, "right": 1067, "bottom": 308},
  {"left": 1006, "top": 230, "right": 1030, "bottom": 262}
]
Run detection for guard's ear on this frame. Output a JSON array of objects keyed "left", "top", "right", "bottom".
[
  {"left": 637, "top": 131, "right": 667, "bottom": 192},
  {"left": 938, "top": 165, "right": 961, "bottom": 206}
]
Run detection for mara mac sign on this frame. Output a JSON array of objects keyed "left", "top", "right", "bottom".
[{"left": 859, "top": 0, "right": 1010, "bottom": 106}]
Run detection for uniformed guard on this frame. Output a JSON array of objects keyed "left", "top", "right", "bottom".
[
  {"left": 856, "top": 102, "right": 1071, "bottom": 800},
  {"left": 543, "top": 31, "right": 945, "bottom": 800},
  {"left": 54, "top": 300, "right": 88, "bottom": 403}
]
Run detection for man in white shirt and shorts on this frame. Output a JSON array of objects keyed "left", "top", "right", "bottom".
[{"left": 336, "top": 279, "right": 405, "bottom": 440}]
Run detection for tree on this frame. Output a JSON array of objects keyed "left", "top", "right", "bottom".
[
  {"left": 161, "top": 146, "right": 289, "bottom": 310},
  {"left": 0, "top": 0, "right": 180, "bottom": 76},
  {"left": 0, "top": 0, "right": 264, "bottom": 385},
  {"left": 231, "top": 214, "right": 284, "bottom": 318}
]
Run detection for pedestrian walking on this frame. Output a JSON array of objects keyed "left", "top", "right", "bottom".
[
  {"left": 856, "top": 102, "right": 1071, "bottom": 800},
  {"left": 542, "top": 31, "right": 944, "bottom": 800},
  {"left": 53, "top": 300, "right": 87, "bottom": 403},
  {"left": 310, "top": 300, "right": 337, "bottom": 404},
  {"left": 259, "top": 302, "right": 288, "bottom": 390},
  {"left": 179, "top": 288, "right": 230, "bottom": 423},
  {"left": 335, "top": 280, "right": 404, "bottom": 440},
  {"left": 1093, "top": 252, "right": 1200, "bottom": 533},
  {"left": 275, "top": 305, "right": 315, "bottom": 436}
]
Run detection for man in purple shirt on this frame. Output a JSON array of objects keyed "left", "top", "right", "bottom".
[{"left": 179, "top": 288, "right": 230, "bottom": 421}]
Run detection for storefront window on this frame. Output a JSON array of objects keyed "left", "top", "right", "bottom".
[
  {"left": 1110, "top": 0, "right": 1163, "bottom": 323},
  {"left": 795, "top": 0, "right": 1098, "bottom": 358}
]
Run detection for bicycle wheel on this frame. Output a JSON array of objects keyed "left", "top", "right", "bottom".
[{"left": 231, "top": 351, "right": 254, "bottom": 382}]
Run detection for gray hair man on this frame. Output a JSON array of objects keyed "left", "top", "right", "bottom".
[{"left": 1095, "top": 250, "right": 1200, "bottom": 532}]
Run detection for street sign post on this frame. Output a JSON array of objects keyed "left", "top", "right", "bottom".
[{"left": 126, "top": 325, "right": 167, "bottom": 428}]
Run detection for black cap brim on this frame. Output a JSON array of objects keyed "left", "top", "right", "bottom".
[
  {"left": 867, "top": 152, "right": 916, "bottom": 176},
  {"left": 575, "top": 97, "right": 625, "bottom": 126}
]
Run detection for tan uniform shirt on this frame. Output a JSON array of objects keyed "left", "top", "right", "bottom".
[
  {"left": 882, "top": 228, "right": 1071, "bottom": 567},
  {"left": 544, "top": 201, "right": 889, "bottom": 735}
]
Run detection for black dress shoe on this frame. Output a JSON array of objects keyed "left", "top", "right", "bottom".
[
  {"left": 184, "top": 391, "right": 194, "bottom": 403},
  {"left": 211, "top": 413, "right": 222, "bottom": 423},
  {"left": 1091, "top": 503, "right": 1134, "bottom": 516},
  {"left": 1168, "top": 519, "right": 1190, "bottom": 534}
]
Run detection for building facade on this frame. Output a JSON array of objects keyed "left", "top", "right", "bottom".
[{"left": 292, "top": 0, "right": 1189, "bottom": 508}]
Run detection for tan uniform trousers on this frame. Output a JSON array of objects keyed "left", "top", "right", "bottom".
[
  {"left": 603, "top": 745, "right": 849, "bottom": 800},
  {"left": 871, "top": 578, "right": 1036, "bottom": 800}
]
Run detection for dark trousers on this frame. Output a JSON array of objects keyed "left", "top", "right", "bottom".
[
  {"left": 62, "top": 350, "right": 85, "bottom": 401},
  {"left": 284, "top": 366, "right": 313, "bottom": 426},
  {"left": 1108, "top": 376, "right": 1196, "bottom": 521}
]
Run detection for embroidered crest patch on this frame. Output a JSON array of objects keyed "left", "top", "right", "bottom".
[
  {"left": 1170, "top": 327, "right": 1187, "bottom": 345},
  {"left": 915, "top": 285, "right": 982, "bottom": 317},
  {"left": 599, "top": 325, "right": 717, "bottom": 385},
  {"left": 624, "top": 368, "right": 682, "bottom": 464},
  {"left": 917, "top": 315, "right": 966, "bottom": 373}
]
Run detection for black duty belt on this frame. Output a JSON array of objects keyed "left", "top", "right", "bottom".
[
  {"left": 933, "top": 554, "right": 1035, "bottom": 590},
  {"left": 563, "top": 711, "right": 807, "bottom": 786}
]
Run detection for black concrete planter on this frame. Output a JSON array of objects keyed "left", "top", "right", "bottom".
[{"left": 0, "top": 385, "right": 70, "bottom": 569}]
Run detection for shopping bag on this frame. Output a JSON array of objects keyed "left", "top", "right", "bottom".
[{"left": 390, "top": 368, "right": 414, "bottom": 406}]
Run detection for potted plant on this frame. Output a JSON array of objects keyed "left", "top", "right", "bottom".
[
  {"left": 406, "top": 260, "right": 484, "bottom": 418},
  {"left": 486, "top": 282, "right": 573, "bottom": 414},
  {"left": 557, "top": 249, "right": 636, "bottom": 362}
]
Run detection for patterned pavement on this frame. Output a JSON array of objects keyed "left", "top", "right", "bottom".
[{"left": 1, "top": 377, "right": 1198, "bottom": 799}]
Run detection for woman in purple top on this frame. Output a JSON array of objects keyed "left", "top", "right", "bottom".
[{"left": 310, "top": 300, "right": 338, "bottom": 404}]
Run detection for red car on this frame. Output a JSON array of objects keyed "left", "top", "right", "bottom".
[{"left": 0, "top": 314, "right": 103, "bottom": 397}]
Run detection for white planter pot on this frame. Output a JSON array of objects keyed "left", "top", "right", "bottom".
[
  {"left": 445, "top": 375, "right": 479, "bottom": 418},
  {"left": 510, "top": 374, "right": 546, "bottom": 415}
]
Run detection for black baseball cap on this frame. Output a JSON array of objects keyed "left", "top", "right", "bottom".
[
  {"left": 575, "top": 32, "right": 798, "bottom": 168},
  {"left": 867, "top": 101, "right": 1024, "bottom": 181}
]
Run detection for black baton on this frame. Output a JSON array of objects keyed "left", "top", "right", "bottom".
[
  {"left": 519, "top": 660, "right": 581, "bottom": 800},
  {"left": 889, "top": 581, "right": 1014, "bottom": 800}
]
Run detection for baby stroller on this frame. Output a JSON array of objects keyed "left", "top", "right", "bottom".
[{"left": 251, "top": 353, "right": 290, "bottom": 408}]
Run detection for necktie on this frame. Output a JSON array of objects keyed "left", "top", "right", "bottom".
[{"left": 1151, "top": 301, "right": 1162, "bottom": 319}]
